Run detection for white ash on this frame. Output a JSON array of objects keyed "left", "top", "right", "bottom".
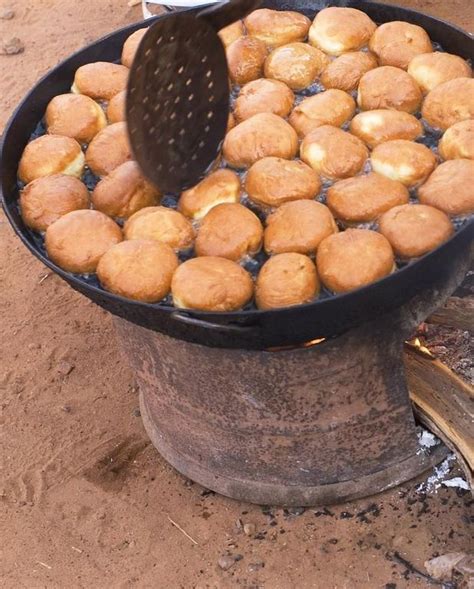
[
  {"left": 416, "top": 453, "right": 456, "bottom": 493},
  {"left": 441, "top": 477, "right": 470, "bottom": 491},
  {"left": 416, "top": 429, "right": 441, "bottom": 455}
]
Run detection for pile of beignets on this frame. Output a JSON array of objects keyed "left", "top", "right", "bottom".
[{"left": 18, "top": 7, "right": 474, "bottom": 312}]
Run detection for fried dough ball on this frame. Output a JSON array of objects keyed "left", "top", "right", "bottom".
[
  {"left": 20, "top": 175, "right": 89, "bottom": 232},
  {"left": 308, "top": 7, "right": 376, "bottom": 56},
  {"left": 439, "top": 120, "right": 474, "bottom": 161},
  {"left": 91, "top": 161, "right": 160, "bottom": 219},
  {"left": 97, "top": 239, "right": 178, "bottom": 303},
  {"left": 172, "top": 256, "right": 253, "bottom": 312},
  {"left": 379, "top": 204, "right": 453, "bottom": 259},
  {"left": 349, "top": 109, "right": 423, "bottom": 148},
  {"left": 45, "top": 209, "right": 122, "bottom": 273},
  {"left": 18, "top": 135, "right": 85, "bottom": 184},
  {"left": 300, "top": 125, "right": 368, "bottom": 180},
  {"left": 357, "top": 66, "right": 423, "bottom": 113},
  {"left": 316, "top": 228, "right": 394, "bottom": 293},
  {"left": 289, "top": 89, "right": 356, "bottom": 138},
  {"left": 369, "top": 21, "right": 432, "bottom": 70},
  {"left": 264, "top": 200, "right": 337, "bottom": 255},
  {"left": 45, "top": 94, "right": 106, "bottom": 143},
  {"left": 264, "top": 42, "right": 329, "bottom": 91},
  {"left": 72, "top": 62, "right": 129, "bottom": 100},
  {"left": 178, "top": 169, "right": 241, "bottom": 219},
  {"left": 421, "top": 78, "right": 474, "bottom": 131},
  {"left": 124, "top": 206, "right": 194, "bottom": 251},
  {"left": 218, "top": 20, "right": 244, "bottom": 48},
  {"left": 85, "top": 122, "right": 132, "bottom": 177},
  {"left": 234, "top": 78, "right": 294, "bottom": 122},
  {"left": 107, "top": 90, "right": 126, "bottom": 123},
  {"left": 256, "top": 253, "right": 319, "bottom": 310},
  {"left": 327, "top": 173, "right": 409, "bottom": 224},
  {"left": 371, "top": 140, "right": 437, "bottom": 187},
  {"left": 195, "top": 203, "right": 263, "bottom": 261},
  {"left": 246, "top": 157, "right": 321, "bottom": 207},
  {"left": 244, "top": 9, "right": 311, "bottom": 48},
  {"left": 320, "top": 51, "right": 378, "bottom": 92},
  {"left": 418, "top": 159, "right": 474, "bottom": 216},
  {"left": 226, "top": 37, "right": 268, "bottom": 85},
  {"left": 121, "top": 28, "right": 148, "bottom": 68},
  {"left": 223, "top": 113, "right": 298, "bottom": 168},
  {"left": 407, "top": 51, "right": 472, "bottom": 94}
]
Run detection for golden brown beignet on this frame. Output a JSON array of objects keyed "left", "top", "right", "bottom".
[
  {"left": 234, "top": 78, "right": 294, "bottom": 122},
  {"left": 309, "top": 7, "right": 376, "bottom": 55},
  {"left": 264, "top": 42, "right": 329, "bottom": 91},
  {"left": 357, "top": 66, "right": 422, "bottom": 113},
  {"left": 246, "top": 157, "right": 320, "bottom": 207},
  {"left": 226, "top": 37, "right": 268, "bottom": 85},
  {"left": 20, "top": 174, "right": 89, "bottom": 232},
  {"left": 417, "top": 159, "right": 474, "bottom": 216},
  {"left": 289, "top": 89, "right": 356, "bottom": 138},
  {"left": 85, "top": 122, "right": 132, "bottom": 177},
  {"left": 97, "top": 239, "right": 178, "bottom": 302},
  {"left": 327, "top": 173, "right": 409, "bottom": 224},
  {"left": 320, "top": 51, "right": 378, "bottom": 92},
  {"left": 379, "top": 204, "right": 453, "bottom": 259},
  {"left": 107, "top": 90, "right": 126, "bottom": 123},
  {"left": 45, "top": 209, "right": 122, "bottom": 273},
  {"left": 218, "top": 20, "right": 245, "bottom": 48},
  {"left": 316, "top": 228, "right": 394, "bottom": 293},
  {"left": 421, "top": 78, "right": 474, "bottom": 131},
  {"left": 369, "top": 21, "right": 432, "bottom": 70},
  {"left": 18, "top": 135, "right": 85, "bottom": 184},
  {"left": 371, "top": 140, "right": 437, "bottom": 187},
  {"left": 121, "top": 28, "right": 148, "bottom": 68},
  {"left": 91, "top": 161, "right": 160, "bottom": 219},
  {"left": 256, "top": 253, "right": 319, "bottom": 310},
  {"left": 244, "top": 9, "right": 311, "bottom": 48},
  {"left": 300, "top": 125, "right": 368, "bottom": 180},
  {"left": 223, "top": 113, "right": 298, "bottom": 168},
  {"left": 407, "top": 51, "right": 472, "bottom": 94},
  {"left": 179, "top": 169, "right": 241, "bottom": 219},
  {"left": 439, "top": 120, "right": 474, "bottom": 161},
  {"left": 172, "top": 256, "right": 253, "bottom": 312},
  {"left": 349, "top": 110, "right": 423, "bottom": 148},
  {"left": 45, "top": 94, "right": 106, "bottom": 143},
  {"left": 195, "top": 203, "right": 263, "bottom": 261},
  {"left": 264, "top": 199, "right": 337, "bottom": 255},
  {"left": 124, "top": 206, "right": 194, "bottom": 251},
  {"left": 72, "top": 62, "right": 129, "bottom": 100}
]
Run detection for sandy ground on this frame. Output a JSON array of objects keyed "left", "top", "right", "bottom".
[{"left": 1, "top": 1, "right": 473, "bottom": 588}]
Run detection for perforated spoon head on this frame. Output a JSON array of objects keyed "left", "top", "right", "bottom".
[{"left": 126, "top": 13, "right": 229, "bottom": 194}]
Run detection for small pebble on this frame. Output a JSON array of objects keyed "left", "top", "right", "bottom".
[
  {"left": 62, "top": 404, "right": 72, "bottom": 413},
  {"left": 243, "top": 523, "right": 256, "bottom": 536},
  {"left": 0, "top": 7, "right": 14, "bottom": 19},
  {"left": 57, "top": 360, "right": 75, "bottom": 376},
  {"left": 217, "top": 554, "right": 242, "bottom": 571},
  {"left": 132, "top": 408, "right": 141, "bottom": 417},
  {"left": 1, "top": 37, "right": 24, "bottom": 55},
  {"left": 285, "top": 506, "right": 306, "bottom": 516},
  {"left": 248, "top": 560, "right": 265, "bottom": 573}
]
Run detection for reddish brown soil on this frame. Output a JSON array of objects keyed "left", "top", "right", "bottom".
[{"left": 1, "top": 1, "right": 473, "bottom": 588}]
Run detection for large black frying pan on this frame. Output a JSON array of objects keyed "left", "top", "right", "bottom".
[{"left": 1, "top": 0, "right": 473, "bottom": 349}]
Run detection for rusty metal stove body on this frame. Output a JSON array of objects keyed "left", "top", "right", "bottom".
[{"left": 113, "top": 247, "right": 470, "bottom": 506}]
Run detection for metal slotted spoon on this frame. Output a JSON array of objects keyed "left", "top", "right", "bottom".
[{"left": 126, "top": 0, "right": 261, "bottom": 194}]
